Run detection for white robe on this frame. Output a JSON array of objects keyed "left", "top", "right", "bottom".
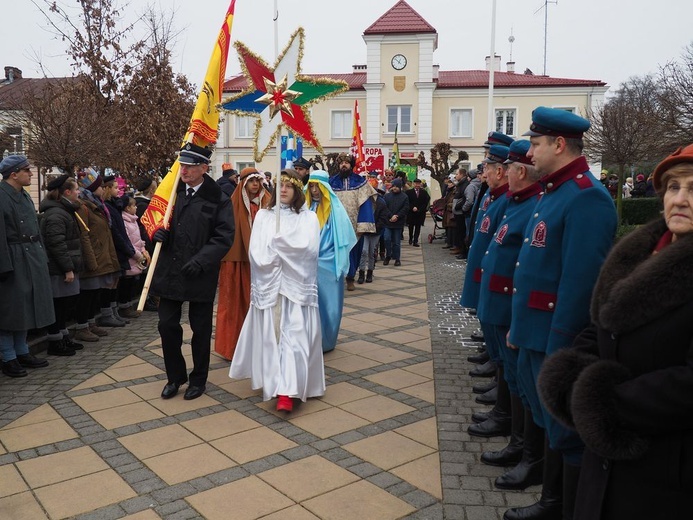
[{"left": 229, "top": 206, "right": 325, "bottom": 402}]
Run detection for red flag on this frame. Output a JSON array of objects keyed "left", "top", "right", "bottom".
[{"left": 350, "top": 99, "right": 366, "bottom": 173}]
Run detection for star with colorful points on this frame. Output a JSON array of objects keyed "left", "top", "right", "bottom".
[{"left": 221, "top": 28, "right": 348, "bottom": 162}]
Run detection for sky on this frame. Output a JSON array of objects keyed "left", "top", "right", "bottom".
[{"left": 4, "top": 0, "right": 693, "bottom": 95}]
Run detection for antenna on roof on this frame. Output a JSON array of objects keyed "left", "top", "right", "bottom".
[
  {"left": 508, "top": 28, "right": 515, "bottom": 62},
  {"left": 535, "top": 0, "right": 557, "bottom": 75}
]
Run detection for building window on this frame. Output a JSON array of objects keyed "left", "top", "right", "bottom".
[
  {"left": 236, "top": 161, "right": 255, "bottom": 172},
  {"left": 495, "top": 109, "right": 516, "bottom": 136},
  {"left": 331, "top": 110, "right": 351, "bottom": 139},
  {"left": 450, "top": 109, "right": 473, "bottom": 138},
  {"left": 4, "top": 126, "right": 23, "bottom": 154},
  {"left": 387, "top": 105, "right": 411, "bottom": 133},
  {"left": 553, "top": 106, "right": 576, "bottom": 113},
  {"left": 235, "top": 116, "right": 254, "bottom": 139}
]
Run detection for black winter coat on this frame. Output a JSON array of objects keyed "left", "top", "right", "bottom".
[
  {"left": 383, "top": 190, "right": 409, "bottom": 229},
  {"left": 105, "top": 198, "right": 135, "bottom": 271},
  {"left": 151, "top": 174, "right": 234, "bottom": 302},
  {"left": 135, "top": 195, "right": 153, "bottom": 253},
  {"left": 39, "top": 197, "right": 84, "bottom": 276},
  {"left": 538, "top": 218, "right": 693, "bottom": 520}
]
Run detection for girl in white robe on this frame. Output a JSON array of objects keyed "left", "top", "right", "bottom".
[{"left": 229, "top": 171, "right": 324, "bottom": 412}]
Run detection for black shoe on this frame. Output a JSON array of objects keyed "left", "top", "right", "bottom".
[
  {"left": 468, "top": 350, "right": 489, "bottom": 364},
  {"left": 47, "top": 339, "right": 76, "bottom": 357},
  {"left": 1, "top": 359, "right": 28, "bottom": 378},
  {"left": 468, "top": 416, "right": 512, "bottom": 438},
  {"left": 184, "top": 385, "right": 206, "bottom": 400},
  {"left": 16, "top": 353, "right": 49, "bottom": 368},
  {"left": 357, "top": 270, "right": 365, "bottom": 284},
  {"left": 63, "top": 337, "right": 84, "bottom": 351},
  {"left": 482, "top": 444, "right": 524, "bottom": 467},
  {"left": 441, "top": 245, "right": 452, "bottom": 249},
  {"left": 472, "top": 377, "right": 496, "bottom": 394},
  {"left": 383, "top": 257, "right": 391, "bottom": 266},
  {"left": 365, "top": 270, "right": 373, "bottom": 283},
  {"left": 470, "top": 360, "right": 496, "bottom": 377},
  {"left": 472, "top": 407, "right": 507, "bottom": 424},
  {"left": 412, "top": 243, "right": 420, "bottom": 247},
  {"left": 161, "top": 381, "right": 185, "bottom": 399},
  {"left": 455, "top": 254, "right": 466, "bottom": 260},
  {"left": 394, "top": 259, "right": 401, "bottom": 266},
  {"left": 495, "top": 459, "right": 544, "bottom": 490},
  {"left": 503, "top": 499, "right": 562, "bottom": 520},
  {"left": 470, "top": 329, "right": 484, "bottom": 341},
  {"left": 476, "top": 385, "right": 498, "bottom": 404},
  {"left": 408, "top": 238, "right": 413, "bottom": 245}
]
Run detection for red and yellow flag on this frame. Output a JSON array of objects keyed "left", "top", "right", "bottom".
[
  {"left": 350, "top": 99, "right": 365, "bottom": 173},
  {"left": 141, "top": 0, "right": 236, "bottom": 239}
]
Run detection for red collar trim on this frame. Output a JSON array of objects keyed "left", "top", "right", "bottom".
[
  {"left": 653, "top": 230, "right": 674, "bottom": 253},
  {"left": 541, "top": 156, "right": 589, "bottom": 192},
  {"left": 509, "top": 181, "right": 543, "bottom": 202},
  {"left": 490, "top": 182, "right": 510, "bottom": 201}
]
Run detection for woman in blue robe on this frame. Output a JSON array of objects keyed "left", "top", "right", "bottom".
[{"left": 305, "top": 170, "right": 357, "bottom": 352}]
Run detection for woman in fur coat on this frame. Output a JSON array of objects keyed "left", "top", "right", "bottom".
[{"left": 537, "top": 144, "right": 693, "bottom": 520}]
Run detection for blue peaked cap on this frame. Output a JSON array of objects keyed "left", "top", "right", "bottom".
[{"left": 523, "top": 106, "right": 590, "bottom": 138}]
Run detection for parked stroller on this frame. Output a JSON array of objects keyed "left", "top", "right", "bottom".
[{"left": 428, "top": 197, "right": 446, "bottom": 243}]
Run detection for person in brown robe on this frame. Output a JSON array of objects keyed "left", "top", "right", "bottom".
[{"left": 214, "top": 168, "right": 271, "bottom": 360}]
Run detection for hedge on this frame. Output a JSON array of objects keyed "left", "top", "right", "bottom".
[{"left": 620, "top": 197, "right": 662, "bottom": 225}]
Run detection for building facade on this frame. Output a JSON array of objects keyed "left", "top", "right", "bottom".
[{"left": 216, "top": 0, "right": 608, "bottom": 177}]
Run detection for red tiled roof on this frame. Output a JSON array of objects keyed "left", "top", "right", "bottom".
[
  {"left": 363, "top": 0, "right": 436, "bottom": 35},
  {"left": 437, "top": 70, "right": 606, "bottom": 88},
  {"left": 223, "top": 70, "right": 605, "bottom": 93}
]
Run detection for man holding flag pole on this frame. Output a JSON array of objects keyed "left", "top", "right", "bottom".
[{"left": 139, "top": 0, "right": 237, "bottom": 401}]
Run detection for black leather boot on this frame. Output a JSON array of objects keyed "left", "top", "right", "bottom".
[
  {"left": 469, "top": 367, "right": 511, "bottom": 437},
  {"left": 503, "top": 437, "right": 562, "bottom": 520},
  {"left": 472, "top": 376, "right": 496, "bottom": 394},
  {"left": 470, "top": 359, "right": 496, "bottom": 377},
  {"left": 357, "top": 270, "right": 365, "bottom": 284},
  {"left": 47, "top": 339, "right": 76, "bottom": 357},
  {"left": 468, "top": 350, "right": 489, "bottom": 364},
  {"left": 365, "top": 270, "right": 373, "bottom": 283},
  {"left": 1, "top": 358, "right": 28, "bottom": 377},
  {"left": 482, "top": 393, "right": 524, "bottom": 467},
  {"left": 495, "top": 405, "right": 544, "bottom": 490},
  {"left": 562, "top": 463, "right": 581, "bottom": 520},
  {"left": 475, "top": 384, "right": 497, "bottom": 404}
]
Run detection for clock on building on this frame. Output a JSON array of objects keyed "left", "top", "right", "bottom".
[{"left": 391, "top": 54, "right": 407, "bottom": 70}]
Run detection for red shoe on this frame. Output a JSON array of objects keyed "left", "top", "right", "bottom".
[{"left": 276, "top": 395, "right": 293, "bottom": 412}]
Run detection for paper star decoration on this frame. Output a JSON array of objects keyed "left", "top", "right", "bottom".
[{"left": 221, "top": 28, "right": 349, "bottom": 162}]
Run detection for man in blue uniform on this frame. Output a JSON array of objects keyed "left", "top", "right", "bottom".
[
  {"left": 476, "top": 140, "right": 545, "bottom": 492},
  {"left": 460, "top": 145, "right": 512, "bottom": 434},
  {"left": 504, "top": 108, "right": 617, "bottom": 520}
]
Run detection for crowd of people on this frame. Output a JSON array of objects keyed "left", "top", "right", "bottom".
[
  {"left": 2, "top": 105, "right": 692, "bottom": 519},
  {"left": 455, "top": 107, "right": 693, "bottom": 520}
]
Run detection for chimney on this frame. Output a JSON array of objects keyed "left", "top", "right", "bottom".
[
  {"left": 485, "top": 55, "right": 501, "bottom": 72},
  {"left": 352, "top": 64, "right": 367, "bottom": 73},
  {"left": 432, "top": 64, "right": 439, "bottom": 80},
  {"left": 506, "top": 61, "right": 515, "bottom": 73},
  {"left": 4, "top": 66, "right": 23, "bottom": 82}
]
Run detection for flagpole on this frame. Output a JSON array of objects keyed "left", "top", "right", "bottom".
[
  {"left": 273, "top": 0, "right": 281, "bottom": 232},
  {"left": 487, "top": 0, "right": 497, "bottom": 132}
]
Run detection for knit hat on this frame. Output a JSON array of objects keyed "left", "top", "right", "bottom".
[{"left": 391, "top": 178, "right": 403, "bottom": 188}]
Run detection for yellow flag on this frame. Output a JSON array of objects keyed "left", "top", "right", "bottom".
[{"left": 141, "top": 0, "right": 237, "bottom": 238}]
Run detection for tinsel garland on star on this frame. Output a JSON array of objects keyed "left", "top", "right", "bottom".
[{"left": 220, "top": 27, "right": 348, "bottom": 162}]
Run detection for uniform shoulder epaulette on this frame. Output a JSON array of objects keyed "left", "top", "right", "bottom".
[{"left": 573, "top": 173, "right": 594, "bottom": 190}]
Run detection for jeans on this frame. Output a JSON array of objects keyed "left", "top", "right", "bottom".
[
  {"left": 0, "top": 330, "right": 30, "bottom": 362},
  {"left": 359, "top": 234, "right": 381, "bottom": 270},
  {"left": 383, "top": 227, "right": 402, "bottom": 260}
]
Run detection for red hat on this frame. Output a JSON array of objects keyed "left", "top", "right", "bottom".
[{"left": 652, "top": 143, "right": 693, "bottom": 191}]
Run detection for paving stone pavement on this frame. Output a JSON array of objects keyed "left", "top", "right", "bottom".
[{"left": 0, "top": 222, "right": 541, "bottom": 519}]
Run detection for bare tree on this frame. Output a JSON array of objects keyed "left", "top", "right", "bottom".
[
  {"left": 417, "top": 143, "right": 469, "bottom": 193},
  {"left": 584, "top": 75, "right": 663, "bottom": 220},
  {"left": 656, "top": 42, "right": 693, "bottom": 147},
  {"left": 118, "top": 7, "right": 196, "bottom": 183}
]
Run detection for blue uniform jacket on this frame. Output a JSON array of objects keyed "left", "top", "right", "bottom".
[
  {"left": 477, "top": 182, "right": 543, "bottom": 327},
  {"left": 460, "top": 183, "right": 510, "bottom": 309},
  {"left": 509, "top": 157, "right": 617, "bottom": 355}
]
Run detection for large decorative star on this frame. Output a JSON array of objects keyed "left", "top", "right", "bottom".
[{"left": 221, "top": 28, "right": 348, "bottom": 162}]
